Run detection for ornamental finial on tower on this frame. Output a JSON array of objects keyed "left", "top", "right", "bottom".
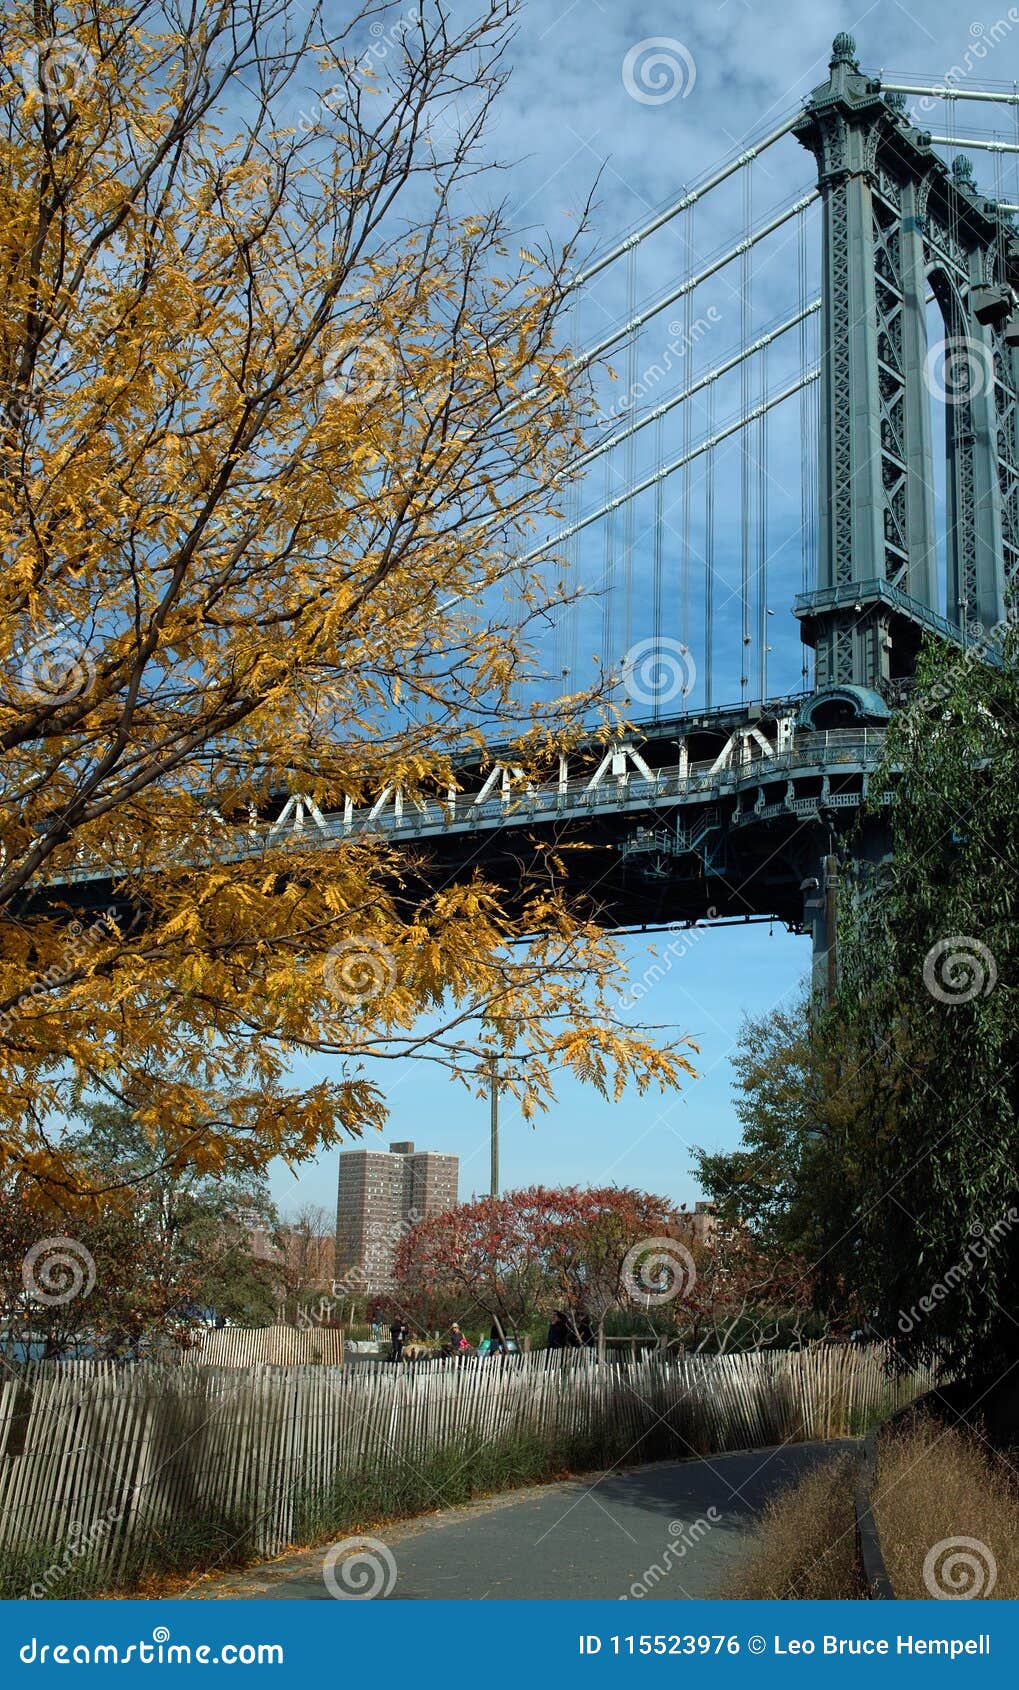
[
  {"left": 952, "top": 153, "right": 976, "bottom": 188},
  {"left": 830, "top": 32, "right": 858, "bottom": 69}
]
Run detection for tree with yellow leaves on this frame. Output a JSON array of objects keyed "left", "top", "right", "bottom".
[{"left": 0, "top": 0, "right": 695, "bottom": 1207}]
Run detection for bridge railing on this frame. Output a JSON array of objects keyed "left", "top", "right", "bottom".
[{"left": 49, "top": 728, "right": 888, "bottom": 886}]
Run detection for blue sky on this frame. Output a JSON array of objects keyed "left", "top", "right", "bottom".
[{"left": 268, "top": 0, "right": 1018, "bottom": 1220}]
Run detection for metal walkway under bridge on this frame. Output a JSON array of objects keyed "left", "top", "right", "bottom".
[{"left": 35, "top": 35, "right": 1019, "bottom": 984}]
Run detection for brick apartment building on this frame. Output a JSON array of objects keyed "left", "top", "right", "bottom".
[
  {"left": 334, "top": 1140, "right": 459, "bottom": 1292},
  {"left": 676, "top": 1202, "right": 719, "bottom": 1247}
]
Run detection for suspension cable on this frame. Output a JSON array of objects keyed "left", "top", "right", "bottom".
[
  {"left": 740, "top": 164, "right": 752, "bottom": 702},
  {"left": 704, "top": 381, "right": 715, "bottom": 711},
  {"left": 601, "top": 452, "right": 615, "bottom": 693},
  {"left": 652, "top": 412, "right": 665, "bottom": 716},
  {"left": 572, "top": 193, "right": 818, "bottom": 371},
  {"left": 573, "top": 301, "right": 820, "bottom": 475},
  {"left": 681, "top": 201, "right": 695, "bottom": 655},
  {"left": 570, "top": 111, "right": 802, "bottom": 288},
  {"left": 622, "top": 247, "right": 639, "bottom": 667},
  {"left": 883, "top": 83, "right": 1019, "bottom": 106},
  {"left": 757, "top": 343, "right": 769, "bottom": 704},
  {"left": 516, "top": 371, "right": 820, "bottom": 565},
  {"left": 925, "top": 134, "right": 1019, "bottom": 153}
]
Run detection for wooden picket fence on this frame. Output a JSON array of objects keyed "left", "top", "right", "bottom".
[
  {"left": 191, "top": 1324, "right": 346, "bottom": 1367},
  {"left": 0, "top": 1345, "right": 931, "bottom": 1584}
]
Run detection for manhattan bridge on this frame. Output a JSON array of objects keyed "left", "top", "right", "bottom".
[{"left": 54, "top": 34, "right": 1019, "bottom": 988}]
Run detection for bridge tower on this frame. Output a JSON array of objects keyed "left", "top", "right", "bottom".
[{"left": 794, "top": 32, "right": 1019, "bottom": 696}]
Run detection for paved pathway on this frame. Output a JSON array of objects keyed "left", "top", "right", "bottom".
[{"left": 184, "top": 1440, "right": 850, "bottom": 1602}]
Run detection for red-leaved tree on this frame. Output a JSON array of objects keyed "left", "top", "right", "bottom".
[{"left": 394, "top": 1184, "right": 685, "bottom": 1350}]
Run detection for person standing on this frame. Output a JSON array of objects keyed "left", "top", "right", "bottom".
[
  {"left": 546, "top": 1309, "right": 572, "bottom": 1350},
  {"left": 390, "top": 1317, "right": 408, "bottom": 1362}
]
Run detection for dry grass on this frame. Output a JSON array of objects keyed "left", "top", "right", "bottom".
[
  {"left": 724, "top": 1454, "right": 863, "bottom": 1599},
  {"left": 872, "top": 1418, "right": 1019, "bottom": 1599}
]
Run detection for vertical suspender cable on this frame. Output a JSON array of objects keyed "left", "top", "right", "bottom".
[
  {"left": 757, "top": 344, "right": 769, "bottom": 703},
  {"left": 947, "top": 99, "right": 963, "bottom": 633},
  {"left": 623, "top": 247, "right": 639, "bottom": 667},
  {"left": 740, "top": 162, "right": 753, "bottom": 699},
  {"left": 681, "top": 204, "right": 695, "bottom": 654},
  {"left": 704, "top": 378, "right": 715, "bottom": 710},
  {"left": 653, "top": 413, "right": 665, "bottom": 720},
  {"left": 799, "top": 208, "right": 812, "bottom": 688},
  {"left": 558, "top": 293, "right": 578, "bottom": 691},
  {"left": 601, "top": 452, "right": 615, "bottom": 694},
  {"left": 563, "top": 474, "right": 580, "bottom": 693}
]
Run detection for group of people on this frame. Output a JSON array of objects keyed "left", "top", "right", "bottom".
[
  {"left": 385, "top": 1309, "right": 593, "bottom": 1362},
  {"left": 388, "top": 1318, "right": 511, "bottom": 1361},
  {"left": 545, "top": 1308, "right": 593, "bottom": 1350}
]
